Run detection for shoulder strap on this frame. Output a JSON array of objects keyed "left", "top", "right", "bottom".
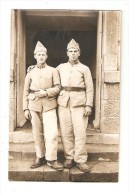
[{"left": 27, "top": 65, "right": 35, "bottom": 73}]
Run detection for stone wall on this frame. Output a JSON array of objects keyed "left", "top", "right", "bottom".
[{"left": 101, "top": 11, "right": 121, "bottom": 134}]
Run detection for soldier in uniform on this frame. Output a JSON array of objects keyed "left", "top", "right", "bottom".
[
  {"left": 57, "top": 39, "right": 94, "bottom": 172},
  {"left": 23, "top": 41, "right": 63, "bottom": 170}
]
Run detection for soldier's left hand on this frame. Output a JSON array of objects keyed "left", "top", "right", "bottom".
[
  {"left": 83, "top": 106, "right": 92, "bottom": 117},
  {"left": 35, "top": 89, "right": 48, "bottom": 98}
]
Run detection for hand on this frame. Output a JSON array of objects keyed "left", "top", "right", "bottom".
[
  {"left": 24, "top": 109, "right": 31, "bottom": 120},
  {"left": 35, "top": 89, "right": 48, "bottom": 98},
  {"left": 83, "top": 106, "right": 92, "bottom": 117}
]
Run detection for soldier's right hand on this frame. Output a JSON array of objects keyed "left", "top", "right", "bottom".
[{"left": 24, "top": 109, "right": 31, "bottom": 120}]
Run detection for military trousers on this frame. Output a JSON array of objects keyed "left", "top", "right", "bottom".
[
  {"left": 58, "top": 105, "right": 88, "bottom": 163},
  {"left": 30, "top": 109, "right": 58, "bottom": 161}
]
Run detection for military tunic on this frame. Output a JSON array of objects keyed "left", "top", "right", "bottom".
[
  {"left": 23, "top": 64, "right": 61, "bottom": 160},
  {"left": 57, "top": 61, "right": 94, "bottom": 163},
  {"left": 23, "top": 64, "right": 60, "bottom": 112}
]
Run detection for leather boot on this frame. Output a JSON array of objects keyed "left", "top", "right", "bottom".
[
  {"left": 30, "top": 157, "right": 45, "bottom": 169},
  {"left": 47, "top": 160, "right": 63, "bottom": 171},
  {"left": 76, "top": 163, "right": 91, "bottom": 173},
  {"left": 64, "top": 159, "right": 74, "bottom": 168}
]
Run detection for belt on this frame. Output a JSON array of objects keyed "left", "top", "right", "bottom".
[
  {"left": 62, "top": 86, "right": 85, "bottom": 91},
  {"left": 29, "top": 89, "right": 40, "bottom": 93}
]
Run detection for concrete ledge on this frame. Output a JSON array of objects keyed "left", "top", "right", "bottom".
[
  {"left": 70, "top": 162, "right": 118, "bottom": 182},
  {"left": 9, "top": 160, "right": 44, "bottom": 181},
  {"left": 9, "top": 129, "right": 119, "bottom": 144},
  {"left": 9, "top": 131, "right": 34, "bottom": 143},
  {"left": 9, "top": 142, "right": 119, "bottom": 161},
  {"left": 104, "top": 71, "right": 120, "bottom": 83},
  {"left": 44, "top": 165, "right": 69, "bottom": 182},
  {"left": 9, "top": 159, "right": 118, "bottom": 182}
]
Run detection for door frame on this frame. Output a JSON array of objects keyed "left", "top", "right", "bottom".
[
  {"left": 10, "top": 9, "right": 102, "bottom": 131},
  {"left": 93, "top": 11, "right": 102, "bottom": 129},
  {"left": 16, "top": 10, "right": 27, "bottom": 127}
]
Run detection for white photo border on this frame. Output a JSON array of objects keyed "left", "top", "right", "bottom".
[{"left": 0, "top": 0, "right": 129, "bottom": 195}]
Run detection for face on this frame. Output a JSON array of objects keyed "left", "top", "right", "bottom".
[
  {"left": 67, "top": 48, "right": 80, "bottom": 62},
  {"left": 34, "top": 51, "right": 47, "bottom": 65}
]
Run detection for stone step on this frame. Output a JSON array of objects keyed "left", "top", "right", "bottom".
[
  {"left": 9, "top": 142, "right": 119, "bottom": 162},
  {"left": 9, "top": 159, "right": 118, "bottom": 182},
  {"left": 9, "top": 128, "right": 119, "bottom": 144}
]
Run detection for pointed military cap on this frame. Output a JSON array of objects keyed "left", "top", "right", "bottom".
[
  {"left": 34, "top": 41, "right": 47, "bottom": 54},
  {"left": 67, "top": 39, "right": 80, "bottom": 50}
]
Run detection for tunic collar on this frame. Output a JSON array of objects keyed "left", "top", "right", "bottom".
[
  {"left": 68, "top": 60, "right": 80, "bottom": 66},
  {"left": 36, "top": 63, "right": 47, "bottom": 69}
]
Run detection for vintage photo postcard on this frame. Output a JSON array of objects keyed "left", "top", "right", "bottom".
[
  {"left": 0, "top": 1, "right": 129, "bottom": 195},
  {"left": 9, "top": 9, "right": 120, "bottom": 182}
]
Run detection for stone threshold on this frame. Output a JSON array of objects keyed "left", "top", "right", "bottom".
[
  {"left": 9, "top": 142, "right": 119, "bottom": 162},
  {"left": 9, "top": 131, "right": 119, "bottom": 145},
  {"left": 9, "top": 159, "right": 118, "bottom": 182}
]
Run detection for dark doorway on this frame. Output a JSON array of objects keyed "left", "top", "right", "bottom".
[{"left": 28, "top": 30, "right": 97, "bottom": 69}]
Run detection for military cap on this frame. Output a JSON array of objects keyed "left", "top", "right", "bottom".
[
  {"left": 67, "top": 39, "right": 80, "bottom": 50},
  {"left": 34, "top": 41, "right": 47, "bottom": 54}
]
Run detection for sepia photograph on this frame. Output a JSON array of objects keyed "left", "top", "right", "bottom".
[
  {"left": 8, "top": 9, "right": 120, "bottom": 182},
  {"left": 0, "top": 0, "right": 129, "bottom": 195}
]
